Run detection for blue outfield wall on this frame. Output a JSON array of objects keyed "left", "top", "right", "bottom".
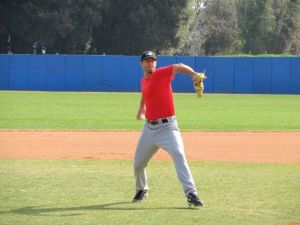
[{"left": 0, "top": 54, "right": 299, "bottom": 94}]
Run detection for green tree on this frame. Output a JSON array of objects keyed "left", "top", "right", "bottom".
[
  {"left": 271, "top": 0, "right": 300, "bottom": 54},
  {"left": 91, "top": 0, "right": 194, "bottom": 55},
  {"left": 178, "top": 0, "right": 206, "bottom": 55},
  {"left": 238, "top": 0, "right": 276, "bottom": 54},
  {"left": 201, "top": 0, "right": 241, "bottom": 55},
  {"left": 181, "top": 0, "right": 300, "bottom": 55},
  {"left": 41, "top": 0, "right": 104, "bottom": 54},
  {"left": 0, "top": 0, "right": 104, "bottom": 54},
  {"left": 0, "top": 0, "right": 37, "bottom": 53},
  {"left": 1, "top": 0, "right": 195, "bottom": 55}
]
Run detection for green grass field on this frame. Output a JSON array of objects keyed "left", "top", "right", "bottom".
[
  {"left": 0, "top": 91, "right": 299, "bottom": 131},
  {"left": 0, "top": 160, "right": 299, "bottom": 225},
  {"left": 0, "top": 91, "right": 299, "bottom": 225}
]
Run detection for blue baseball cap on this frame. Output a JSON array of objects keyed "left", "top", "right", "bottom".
[{"left": 141, "top": 51, "right": 157, "bottom": 61}]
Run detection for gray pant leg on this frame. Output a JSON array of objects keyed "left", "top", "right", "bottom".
[
  {"left": 156, "top": 122, "right": 197, "bottom": 196},
  {"left": 134, "top": 125, "right": 159, "bottom": 191}
]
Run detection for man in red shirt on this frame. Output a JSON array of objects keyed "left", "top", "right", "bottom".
[{"left": 132, "top": 51, "right": 204, "bottom": 207}]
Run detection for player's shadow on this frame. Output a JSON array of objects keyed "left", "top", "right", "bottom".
[{"left": 1, "top": 202, "right": 194, "bottom": 217}]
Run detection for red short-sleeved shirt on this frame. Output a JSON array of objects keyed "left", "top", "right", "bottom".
[{"left": 141, "top": 65, "right": 175, "bottom": 120}]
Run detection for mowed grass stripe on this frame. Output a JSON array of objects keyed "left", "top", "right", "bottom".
[
  {"left": 0, "top": 160, "right": 299, "bottom": 225},
  {"left": 0, "top": 91, "right": 299, "bottom": 131}
]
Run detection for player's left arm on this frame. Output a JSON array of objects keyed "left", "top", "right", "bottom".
[
  {"left": 172, "top": 63, "right": 198, "bottom": 79},
  {"left": 173, "top": 63, "right": 206, "bottom": 97}
]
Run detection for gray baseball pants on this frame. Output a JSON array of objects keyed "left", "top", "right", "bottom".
[{"left": 133, "top": 116, "right": 197, "bottom": 196}]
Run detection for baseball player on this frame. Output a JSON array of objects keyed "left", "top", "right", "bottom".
[{"left": 132, "top": 51, "right": 206, "bottom": 207}]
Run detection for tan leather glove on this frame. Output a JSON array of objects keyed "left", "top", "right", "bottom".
[{"left": 193, "top": 73, "right": 206, "bottom": 97}]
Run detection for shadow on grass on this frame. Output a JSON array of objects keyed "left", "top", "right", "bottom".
[{"left": 1, "top": 202, "right": 198, "bottom": 216}]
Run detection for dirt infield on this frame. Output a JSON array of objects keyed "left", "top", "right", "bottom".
[{"left": 0, "top": 131, "right": 299, "bottom": 163}]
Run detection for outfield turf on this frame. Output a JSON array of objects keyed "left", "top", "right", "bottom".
[
  {"left": 0, "top": 91, "right": 299, "bottom": 131},
  {"left": 0, "top": 160, "right": 299, "bottom": 225}
]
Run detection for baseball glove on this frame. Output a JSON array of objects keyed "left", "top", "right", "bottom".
[{"left": 193, "top": 72, "right": 206, "bottom": 97}]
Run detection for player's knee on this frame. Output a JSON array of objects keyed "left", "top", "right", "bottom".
[{"left": 133, "top": 160, "right": 147, "bottom": 171}]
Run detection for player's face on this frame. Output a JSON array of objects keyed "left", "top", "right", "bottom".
[{"left": 141, "top": 58, "right": 157, "bottom": 73}]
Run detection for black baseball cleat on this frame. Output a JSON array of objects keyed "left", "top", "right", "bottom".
[
  {"left": 187, "top": 192, "right": 203, "bottom": 207},
  {"left": 132, "top": 190, "right": 148, "bottom": 203}
]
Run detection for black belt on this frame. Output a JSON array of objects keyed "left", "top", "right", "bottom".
[{"left": 147, "top": 118, "right": 169, "bottom": 125}]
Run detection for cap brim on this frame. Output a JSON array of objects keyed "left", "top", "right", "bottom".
[{"left": 142, "top": 56, "right": 157, "bottom": 61}]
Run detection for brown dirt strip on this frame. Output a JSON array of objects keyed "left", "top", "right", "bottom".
[{"left": 0, "top": 131, "right": 299, "bottom": 163}]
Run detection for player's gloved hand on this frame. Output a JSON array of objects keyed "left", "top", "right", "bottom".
[{"left": 193, "top": 72, "right": 206, "bottom": 97}]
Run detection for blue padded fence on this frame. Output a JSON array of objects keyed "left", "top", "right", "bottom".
[{"left": 0, "top": 54, "right": 299, "bottom": 94}]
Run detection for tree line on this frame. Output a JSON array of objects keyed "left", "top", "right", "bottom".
[{"left": 0, "top": 0, "right": 299, "bottom": 55}]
